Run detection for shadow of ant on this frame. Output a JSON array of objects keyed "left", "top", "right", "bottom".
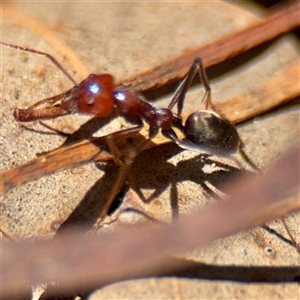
[
  {"left": 56, "top": 141, "right": 246, "bottom": 232},
  {"left": 112, "top": 142, "right": 246, "bottom": 222},
  {"left": 56, "top": 139, "right": 298, "bottom": 253}
]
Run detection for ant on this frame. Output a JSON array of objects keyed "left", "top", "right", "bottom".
[
  {"left": 1, "top": 41, "right": 257, "bottom": 221},
  {"left": 1, "top": 41, "right": 245, "bottom": 157},
  {"left": 3, "top": 41, "right": 300, "bottom": 252}
]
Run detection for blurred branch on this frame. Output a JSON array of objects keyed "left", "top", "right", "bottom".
[{"left": 1, "top": 146, "right": 299, "bottom": 296}]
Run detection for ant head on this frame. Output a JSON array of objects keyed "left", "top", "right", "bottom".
[
  {"left": 183, "top": 110, "right": 240, "bottom": 155},
  {"left": 63, "top": 74, "right": 115, "bottom": 117}
]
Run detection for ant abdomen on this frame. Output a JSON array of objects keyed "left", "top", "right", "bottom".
[{"left": 184, "top": 111, "right": 240, "bottom": 155}]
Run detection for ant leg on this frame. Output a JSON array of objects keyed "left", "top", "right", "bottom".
[
  {"left": 0, "top": 41, "right": 76, "bottom": 85},
  {"left": 104, "top": 119, "right": 145, "bottom": 166},
  {"left": 18, "top": 122, "right": 71, "bottom": 138},
  {"left": 168, "top": 58, "right": 212, "bottom": 116},
  {"left": 93, "top": 123, "right": 148, "bottom": 225},
  {"left": 238, "top": 140, "right": 260, "bottom": 172},
  {"left": 281, "top": 217, "right": 300, "bottom": 252},
  {"left": 162, "top": 127, "right": 218, "bottom": 155},
  {"left": 97, "top": 151, "right": 134, "bottom": 221},
  {"left": 39, "top": 121, "right": 71, "bottom": 136},
  {"left": 94, "top": 143, "right": 146, "bottom": 227}
]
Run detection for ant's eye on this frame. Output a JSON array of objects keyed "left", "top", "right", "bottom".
[
  {"left": 184, "top": 111, "right": 240, "bottom": 154},
  {"left": 114, "top": 91, "right": 126, "bottom": 101},
  {"left": 88, "top": 83, "right": 100, "bottom": 94}
]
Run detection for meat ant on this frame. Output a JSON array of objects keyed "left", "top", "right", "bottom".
[
  {"left": 3, "top": 41, "right": 299, "bottom": 252},
  {"left": 1, "top": 41, "right": 258, "bottom": 222}
]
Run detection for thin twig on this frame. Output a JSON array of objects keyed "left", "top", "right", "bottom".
[
  {"left": 0, "top": 131, "right": 152, "bottom": 194},
  {"left": 118, "top": 1, "right": 300, "bottom": 91}
]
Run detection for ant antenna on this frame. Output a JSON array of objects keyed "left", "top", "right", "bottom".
[{"left": 0, "top": 41, "right": 77, "bottom": 85}]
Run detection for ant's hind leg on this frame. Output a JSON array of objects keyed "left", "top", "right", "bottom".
[
  {"left": 237, "top": 140, "right": 260, "bottom": 172},
  {"left": 201, "top": 90, "right": 213, "bottom": 110},
  {"left": 168, "top": 58, "right": 212, "bottom": 116}
]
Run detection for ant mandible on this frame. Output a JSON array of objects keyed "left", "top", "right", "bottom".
[{"left": 1, "top": 41, "right": 244, "bottom": 160}]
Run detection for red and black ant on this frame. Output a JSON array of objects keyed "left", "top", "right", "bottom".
[
  {"left": 1, "top": 41, "right": 244, "bottom": 158},
  {"left": 2, "top": 41, "right": 299, "bottom": 251},
  {"left": 1, "top": 41, "right": 257, "bottom": 220}
]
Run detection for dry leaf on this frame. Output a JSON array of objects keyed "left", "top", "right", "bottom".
[{"left": 0, "top": 1, "right": 299, "bottom": 299}]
